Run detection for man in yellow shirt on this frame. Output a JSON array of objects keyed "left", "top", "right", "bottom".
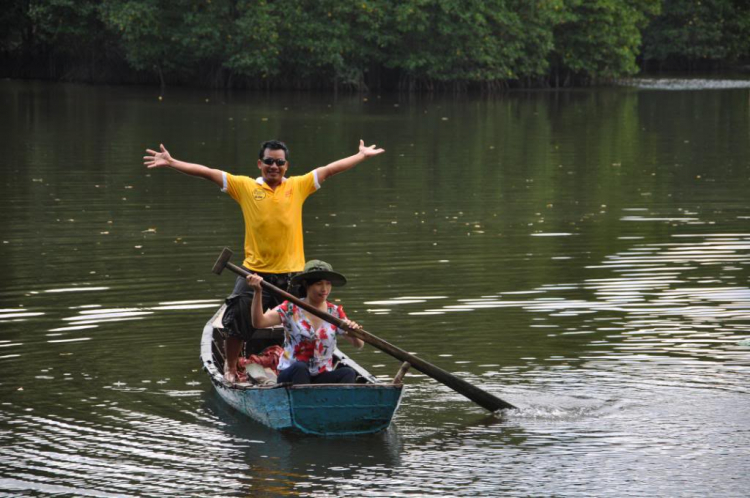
[{"left": 144, "top": 139, "right": 385, "bottom": 381}]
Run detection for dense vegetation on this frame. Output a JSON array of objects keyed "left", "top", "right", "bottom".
[
  {"left": 642, "top": 0, "right": 750, "bottom": 70},
  {"left": 2, "top": 0, "right": 749, "bottom": 90}
]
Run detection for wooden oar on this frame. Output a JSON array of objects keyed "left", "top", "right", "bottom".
[{"left": 212, "top": 248, "right": 516, "bottom": 412}]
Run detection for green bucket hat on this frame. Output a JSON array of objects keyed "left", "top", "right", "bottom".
[{"left": 291, "top": 260, "right": 347, "bottom": 287}]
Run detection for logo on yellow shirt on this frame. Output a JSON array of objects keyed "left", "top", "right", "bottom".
[{"left": 253, "top": 189, "right": 267, "bottom": 201}]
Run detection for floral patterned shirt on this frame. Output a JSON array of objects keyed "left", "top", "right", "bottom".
[{"left": 275, "top": 300, "right": 348, "bottom": 375}]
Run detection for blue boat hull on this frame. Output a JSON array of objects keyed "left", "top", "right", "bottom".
[{"left": 201, "top": 307, "right": 404, "bottom": 436}]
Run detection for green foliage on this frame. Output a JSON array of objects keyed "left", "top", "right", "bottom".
[
  {"left": 28, "top": 0, "right": 103, "bottom": 55},
  {"left": 551, "top": 0, "right": 660, "bottom": 81},
  {"left": 224, "top": 0, "right": 282, "bottom": 79},
  {"left": 179, "top": 0, "right": 232, "bottom": 62},
  {"left": 277, "top": 0, "right": 385, "bottom": 86},
  {"left": 225, "top": 0, "right": 382, "bottom": 85},
  {"left": 381, "top": 0, "right": 557, "bottom": 85},
  {"left": 99, "top": 1, "right": 186, "bottom": 75},
  {"left": 0, "top": 1, "right": 32, "bottom": 55},
  {"left": 1, "top": 0, "right": 747, "bottom": 89},
  {"left": 641, "top": 0, "right": 750, "bottom": 66}
]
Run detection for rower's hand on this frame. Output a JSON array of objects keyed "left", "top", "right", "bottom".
[
  {"left": 144, "top": 144, "right": 173, "bottom": 168},
  {"left": 358, "top": 139, "right": 385, "bottom": 159},
  {"left": 343, "top": 319, "right": 362, "bottom": 331},
  {"left": 246, "top": 273, "right": 264, "bottom": 291}
]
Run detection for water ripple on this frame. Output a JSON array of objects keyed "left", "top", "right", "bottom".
[{"left": 397, "top": 233, "right": 750, "bottom": 377}]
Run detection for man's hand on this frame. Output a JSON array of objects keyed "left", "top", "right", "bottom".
[
  {"left": 144, "top": 144, "right": 173, "bottom": 168},
  {"left": 358, "top": 139, "right": 385, "bottom": 159},
  {"left": 142, "top": 145, "right": 223, "bottom": 186},
  {"left": 316, "top": 139, "right": 385, "bottom": 183}
]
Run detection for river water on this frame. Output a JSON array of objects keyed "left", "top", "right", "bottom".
[{"left": 0, "top": 79, "right": 748, "bottom": 496}]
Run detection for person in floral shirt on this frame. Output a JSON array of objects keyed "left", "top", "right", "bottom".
[{"left": 247, "top": 260, "right": 364, "bottom": 384}]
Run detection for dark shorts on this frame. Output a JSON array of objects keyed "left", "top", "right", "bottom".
[
  {"left": 221, "top": 269, "right": 297, "bottom": 341},
  {"left": 277, "top": 361, "right": 357, "bottom": 385}
]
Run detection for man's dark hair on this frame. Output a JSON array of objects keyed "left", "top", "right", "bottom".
[{"left": 259, "top": 140, "right": 290, "bottom": 160}]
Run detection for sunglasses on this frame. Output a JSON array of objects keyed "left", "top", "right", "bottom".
[{"left": 261, "top": 157, "right": 287, "bottom": 166}]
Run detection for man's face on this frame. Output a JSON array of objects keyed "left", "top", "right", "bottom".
[{"left": 257, "top": 148, "right": 288, "bottom": 185}]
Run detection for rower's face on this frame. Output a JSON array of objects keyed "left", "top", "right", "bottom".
[
  {"left": 257, "top": 148, "right": 288, "bottom": 184},
  {"left": 307, "top": 280, "right": 332, "bottom": 301}
]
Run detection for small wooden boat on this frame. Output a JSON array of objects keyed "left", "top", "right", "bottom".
[{"left": 200, "top": 306, "right": 406, "bottom": 436}]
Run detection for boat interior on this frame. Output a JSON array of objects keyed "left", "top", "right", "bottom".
[{"left": 209, "top": 306, "right": 382, "bottom": 386}]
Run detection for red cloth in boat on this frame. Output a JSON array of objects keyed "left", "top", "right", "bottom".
[{"left": 239, "top": 345, "right": 284, "bottom": 374}]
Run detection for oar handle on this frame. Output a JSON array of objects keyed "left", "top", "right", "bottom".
[{"left": 224, "top": 262, "right": 516, "bottom": 412}]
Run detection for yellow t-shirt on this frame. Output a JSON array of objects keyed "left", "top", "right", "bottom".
[{"left": 223, "top": 171, "right": 319, "bottom": 273}]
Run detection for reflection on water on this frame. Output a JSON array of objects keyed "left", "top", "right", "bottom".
[{"left": 1, "top": 80, "right": 749, "bottom": 496}]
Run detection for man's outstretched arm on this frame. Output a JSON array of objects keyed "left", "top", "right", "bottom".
[
  {"left": 316, "top": 140, "right": 385, "bottom": 184},
  {"left": 144, "top": 144, "right": 224, "bottom": 188}
]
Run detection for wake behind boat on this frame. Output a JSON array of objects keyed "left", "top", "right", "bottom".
[{"left": 200, "top": 305, "right": 406, "bottom": 436}]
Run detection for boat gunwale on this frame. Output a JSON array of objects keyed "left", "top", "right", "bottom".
[{"left": 288, "top": 383, "right": 403, "bottom": 389}]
